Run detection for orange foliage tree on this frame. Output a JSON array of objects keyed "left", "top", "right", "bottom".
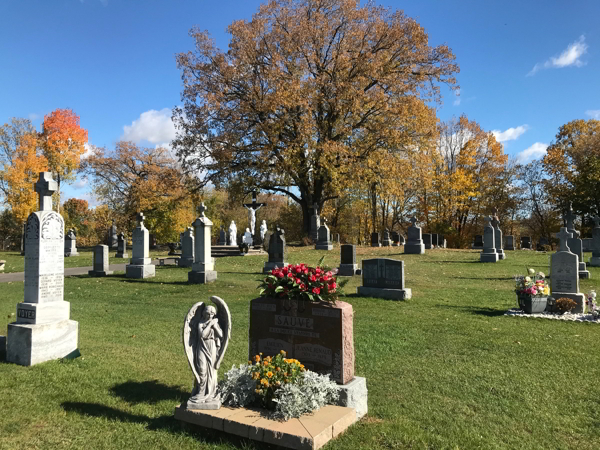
[
  {"left": 41, "top": 108, "right": 88, "bottom": 207},
  {"left": 173, "top": 0, "right": 458, "bottom": 234}
]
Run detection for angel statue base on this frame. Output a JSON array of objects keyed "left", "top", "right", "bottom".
[{"left": 183, "top": 296, "right": 231, "bottom": 411}]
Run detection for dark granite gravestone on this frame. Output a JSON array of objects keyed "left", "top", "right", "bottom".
[
  {"left": 404, "top": 217, "right": 425, "bottom": 254},
  {"left": 357, "top": 258, "right": 411, "bottom": 300},
  {"left": 315, "top": 219, "right": 333, "bottom": 250},
  {"left": 504, "top": 235, "right": 515, "bottom": 250},
  {"left": 248, "top": 297, "right": 354, "bottom": 384},
  {"left": 263, "top": 226, "right": 288, "bottom": 273},
  {"left": 431, "top": 234, "right": 438, "bottom": 247},
  {"left": 370, "top": 232, "right": 381, "bottom": 247},
  {"left": 115, "top": 232, "right": 128, "bottom": 258},
  {"left": 391, "top": 231, "right": 400, "bottom": 246},
  {"left": 472, "top": 235, "right": 483, "bottom": 248},
  {"left": 537, "top": 237, "right": 549, "bottom": 251},
  {"left": 338, "top": 244, "right": 358, "bottom": 276},
  {"left": 422, "top": 233, "right": 432, "bottom": 250},
  {"left": 218, "top": 225, "right": 226, "bottom": 245},
  {"left": 520, "top": 236, "right": 532, "bottom": 249}
]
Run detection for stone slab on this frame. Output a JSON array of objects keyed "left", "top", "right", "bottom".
[
  {"left": 357, "top": 286, "right": 412, "bottom": 300},
  {"left": 175, "top": 404, "right": 356, "bottom": 450},
  {"left": 404, "top": 243, "right": 425, "bottom": 254},
  {"left": 6, "top": 319, "right": 78, "bottom": 366},
  {"left": 579, "top": 270, "right": 590, "bottom": 279},
  {"left": 337, "top": 264, "right": 358, "bottom": 277},
  {"left": 88, "top": 270, "right": 114, "bottom": 277},
  {"left": 178, "top": 257, "right": 194, "bottom": 268},
  {"left": 16, "top": 300, "right": 70, "bottom": 325},
  {"left": 125, "top": 264, "right": 155, "bottom": 279},
  {"left": 550, "top": 292, "right": 586, "bottom": 314},
  {"left": 315, "top": 244, "right": 333, "bottom": 250},
  {"left": 589, "top": 256, "right": 600, "bottom": 267},
  {"left": 334, "top": 376, "right": 368, "bottom": 420},
  {"left": 188, "top": 270, "right": 217, "bottom": 284},
  {"left": 480, "top": 252, "right": 499, "bottom": 262}
]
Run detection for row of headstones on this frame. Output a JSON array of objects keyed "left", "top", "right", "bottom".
[{"left": 473, "top": 235, "right": 548, "bottom": 250}]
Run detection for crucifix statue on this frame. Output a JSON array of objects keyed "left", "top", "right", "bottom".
[
  {"left": 564, "top": 202, "right": 576, "bottom": 231},
  {"left": 556, "top": 227, "right": 573, "bottom": 252},
  {"left": 243, "top": 191, "right": 266, "bottom": 236},
  {"left": 197, "top": 202, "right": 207, "bottom": 217},
  {"left": 136, "top": 212, "right": 145, "bottom": 227},
  {"left": 410, "top": 217, "right": 418, "bottom": 227},
  {"left": 34, "top": 172, "right": 57, "bottom": 212}
]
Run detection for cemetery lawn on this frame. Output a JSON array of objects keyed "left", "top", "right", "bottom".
[
  {"left": 0, "top": 249, "right": 172, "bottom": 273},
  {"left": 1, "top": 247, "right": 599, "bottom": 450}
]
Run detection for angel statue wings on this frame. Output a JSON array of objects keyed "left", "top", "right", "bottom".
[{"left": 183, "top": 296, "right": 231, "bottom": 410}]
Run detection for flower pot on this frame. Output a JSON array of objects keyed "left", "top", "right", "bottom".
[{"left": 518, "top": 294, "right": 547, "bottom": 314}]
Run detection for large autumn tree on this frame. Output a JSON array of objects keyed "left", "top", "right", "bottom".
[
  {"left": 173, "top": 0, "right": 458, "bottom": 233},
  {"left": 40, "top": 108, "right": 88, "bottom": 207},
  {"left": 80, "top": 141, "right": 199, "bottom": 242},
  {"left": 542, "top": 119, "right": 600, "bottom": 216}
]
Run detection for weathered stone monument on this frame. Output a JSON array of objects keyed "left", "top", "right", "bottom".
[
  {"left": 6, "top": 172, "right": 78, "bottom": 366},
  {"left": 370, "top": 232, "right": 381, "bottom": 247},
  {"left": 107, "top": 219, "right": 118, "bottom": 249},
  {"left": 263, "top": 225, "right": 288, "bottom": 273},
  {"left": 565, "top": 203, "right": 589, "bottom": 279},
  {"left": 126, "top": 212, "right": 155, "bottom": 279},
  {"left": 310, "top": 203, "right": 320, "bottom": 242},
  {"left": 491, "top": 209, "right": 505, "bottom": 260},
  {"left": 338, "top": 244, "right": 359, "bottom": 276},
  {"left": 357, "top": 258, "right": 411, "bottom": 300},
  {"left": 64, "top": 229, "right": 79, "bottom": 257},
  {"left": 504, "top": 235, "right": 515, "bottom": 250},
  {"left": 422, "top": 233, "right": 432, "bottom": 250},
  {"left": 315, "top": 218, "right": 333, "bottom": 250},
  {"left": 551, "top": 227, "right": 585, "bottom": 313},
  {"left": 179, "top": 226, "right": 195, "bottom": 268},
  {"left": 480, "top": 216, "right": 499, "bottom": 262},
  {"left": 589, "top": 216, "right": 600, "bottom": 267},
  {"left": 115, "top": 232, "right": 128, "bottom": 258},
  {"left": 404, "top": 217, "right": 425, "bottom": 254},
  {"left": 188, "top": 203, "right": 217, "bottom": 284},
  {"left": 520, "top": 236, "right": 532, "bottom": 249},
  {"left": 472, "top": 235, "right": 483, "bottom": 249},
  {"left": 382, "top": 229, "right": 392, "bottom": 247},
  {"left": 89, "top": 245, "right": 113, "bottom": 277}
]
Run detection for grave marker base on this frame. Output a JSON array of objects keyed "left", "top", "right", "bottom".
[
  {"left": 188, "top": 270, "right": 217, "bottom": 284},
  {"left": 548, "top": 292, "right": 585, "bottom": 314},
  {"left": 404, "top": 243, "right": 425, "bottom": 254},
  {"left": 88, "top": 270, "right": 114, "bottom": 277},
  {"left": 357, "top": 286, "right": 412, "bottom": 300},
  {"left": 337, "top": 264, "right": 358, "bottom": 277},
  {"left": 480, "top": 252, "right": 499, "bottom": 262},
  {"left": 315, "top": 244, "right": 333, "bottom": 250},
  {"left": 126, "top": 264, "right": 155, "bottom": 279}
]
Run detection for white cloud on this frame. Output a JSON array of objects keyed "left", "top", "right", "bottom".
[
  {"left": 516, "top": 142, "right": 548, "bottom": 163},
  {"left": 586, "top": 110, "right": 600, "bottom": 119},
  {"left": 73, "top": 177, "right": 88, "bottom": 190},
  {"left": 527, "top": 36, "right": 588, "bottom": 76},
  {"left": 492, "top": 125, "right": 529, "bottom": 143},
  {"left": 81, "top": 143, "right": 93, "bottom": 159},
  {"left": 122, "top": 108, "right": 176, "bottom": 146}
]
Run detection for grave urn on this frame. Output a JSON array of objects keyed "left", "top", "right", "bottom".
[{"left": 517, "top": 293, "right": 547, "bottom": 314}]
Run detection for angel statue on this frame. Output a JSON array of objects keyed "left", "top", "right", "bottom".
[{"left": 183, "top": 296, "right": 231, "bottom": 410}]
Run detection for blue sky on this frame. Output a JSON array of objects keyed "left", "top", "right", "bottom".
[{"left": 1, "top": 0, "right": 599, "bottom": 205}]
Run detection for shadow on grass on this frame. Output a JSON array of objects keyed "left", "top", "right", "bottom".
[
  {"left": 110, "top": 380, "right": 188, "bottom": 404},
  {"left": 437, "top": 304, "right": 507, "bottom": 317},
  {"left": 434, "top": 260, "right": 481, "bottom": 264},
  {"left": 452, "top": 276, "right": 514, "bottom": 281},
  {"left": 61, "top": 401, "right": 273, "bottom": 448}
]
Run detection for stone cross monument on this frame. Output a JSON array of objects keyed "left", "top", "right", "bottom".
[
  {"left": 126, "top": 212, "right": 155, "bottom": 279},
  {"left": 564, "top": 203, "right": 589, "bottom": 278},
  {"left": 6, "top": 172, "right": 79, "bottom": 366},
  {"left": 243, "top": 191, "right": 266, "bottom": 245},
  {"left": 491, "top": 208, "right": 505, "bottom": 260},
  {"left": 404, "top": 217, "right": 425, "bottom": 255},
  {"left": 189, "top": 203, "right": 217, "bottom": 284},
  {"left": 480, "top": 216, "right": 499, "bottom": 262},
  {"left": 310, "top": 202, "right": 320, "bottom": 241}
]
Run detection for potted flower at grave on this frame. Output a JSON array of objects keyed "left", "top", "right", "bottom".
[{"left": 514, "top": 268, "right": 549, "bottom": 313}]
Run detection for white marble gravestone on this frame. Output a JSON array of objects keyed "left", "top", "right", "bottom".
[
  {"left": 404, "top": 217, "right": 425, "bottom": 254},
  {"left": 126, "top": 212, "right": 155, "bottom": 279},
  {"left": 480, "top": 216, "right": 499, "bottom": 262},
  {"left": 551, "top": 227, "right": 585, "bottom": 313},
  {"left": 89, "top": 245, "right": 113, "bottom": 277},
  {"left": 189, "top": 203, "right": 217, "bottom": 284},
  {"left": 6, "top": 172, "right": 79, "bottom": 366},
  {"left": 179, "top": 226, "right": 195, "bottom": 268}
]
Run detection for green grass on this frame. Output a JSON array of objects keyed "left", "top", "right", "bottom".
[
  {"left": 0, "top": 249, "right": 173, "bottom": 273},
  {"left": 1, "top": 247, "right": 599, "bottom": 450}
]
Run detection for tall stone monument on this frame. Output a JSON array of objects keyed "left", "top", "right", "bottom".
[
  {"left": 315, "top": 218, "right": 333, "bottom": 250},
  {"left": 491, "top": 209, "right": 505, "bottom": 260},
  {"left": 217, "top": 225, "right": 226, "bottom": 245},
  {"left": 263, "top": 225, "right": 288, "bottom": 273},
  {"left": 565, "top": 203, "right": 589, "bottom": 279},
  {"left": 64, "top": 229, "right": 79, "bottom": 257},
  {"left": 6, "top": 172, "right": 79, "bottom": 366},
  {"left": 480, "top": 216, "right": 499, "bottom": 262},
  {"left": 89, "top": 245, "right": 113, "bottom": 277},
  {"left": 338, "top": 244, "right": 359, "bottom": 276},
  {"left": 188, "top": 203, "right": 217, "bottom": 284},
  {"left": 404, "top": 217, "right": 425, "bottom": 254},
  {"left": 115, "top": 232, "right": 128, "bottom": 258},
  {"left": 551, "top": 227, "right": 585, "bottom": 313},
  {"left": 370, "top": 232, "right": 381, "bottom": 247},
  {"left": 310, "top": 203, "right": 320, "bottom": 242},
  {"left": 126, "top": 212, "right": 155, "bottom": 279},
  {"left": 422, "top": 233, "right": 432, "bottom": 250},
  {"left": 589, "top": 215, "right": 600, "bottom": 267},
  {"left": 179, "top": 226, "right": 195, "bottom": 268},
  {"left": 107, "top": 219, "right": 118, "bottom": 249},
  {"left": 504, "top": 235, "right": 515, "bottom": 250}
]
